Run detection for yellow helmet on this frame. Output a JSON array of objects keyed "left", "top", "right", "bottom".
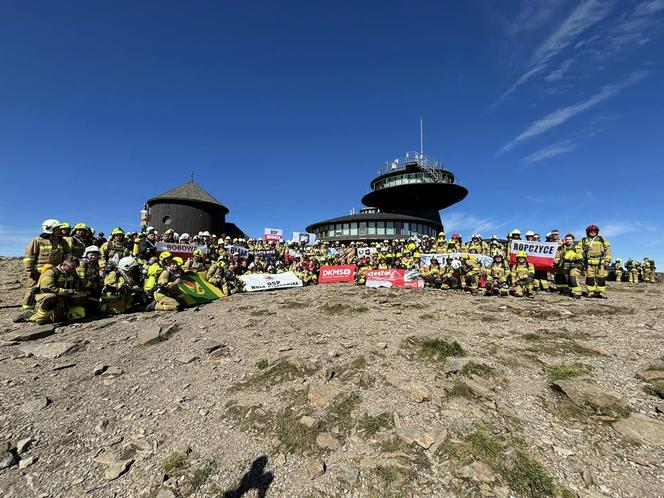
[
  {"left": 193, "top": 248, "right": 203, "bottom": 256},
  {"left": 438, "top": 231, "right": 446, "bottom": 237},
  {"left": 159, "top": 251, "right": 172, "bottom": 261},
  {"left": 460, "top": 254, "right": 470, "bottom": 260},
  {"left": 516, "top": 251, "right": 528, "bottom": 258},
  {"left": 172, "top": 257, "right": 184, "bottom": 265},
  {"left": 60, "top": 222, "right": 71, "bottom": 229},
  {"left": 111, "top": 227, "right": 125, "bottom": 236},
  {"left": 413, "top": 252, "right": 421, "bottom": 258},
  {"left": 73, "top": 223, "right": 88, "bottom": 231}
]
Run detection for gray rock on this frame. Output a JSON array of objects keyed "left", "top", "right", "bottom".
[
  {"left": 104, "top": 458, "right": 134, "bottom": 481},
  {"left": 18, "top": 342, "right": 78, "bottom": 359},
  {"left": 155, "top": 488, "right": 177, "bottom": 498},
  {"left": 552, "top": 379, "right": 629, "bottom": 412},
  {"left": 458, "top": 461, "right": 495, "bottom": 483},
  {"left": 299, "top": 415, "right": 317, "bottom": 428},
  {"left": 306, "top": 458, "right": 326, "bottom": 480},
  {"left": 134, "top": 328, "right": 161, "bottom": 347},
  {"left": 21, "top": 397, "right": 50, "bottom": 414},
  {"left": 613, "top": 413, "right": 664, "bottom": 446},
  {"left": 93, "top": 364, "right": 108, "bottom": 375},
  {"left": 103, "top": 366, "right": 123, "bottom": 377},
  {"left": 316, "top": 432, "right": 340, "bottom": 451},
  {"left": 8, "top": 325, "right": 55, "bottom": 342},
  {"left": 18, "top": 455, "right": 36, "bottom": 469},
  {"left": 16, "top": 437, "right": 33, "bottom": 454},
  {"left": 176, "top": 354, "right": 199, "bottom": 365},
  {"left": 1, "top": 443, "right": 17, "bottom": 470}
]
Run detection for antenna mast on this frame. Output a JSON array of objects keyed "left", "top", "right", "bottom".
[{"left": 419, "top": 114, "right": 424, "bottom": 156}]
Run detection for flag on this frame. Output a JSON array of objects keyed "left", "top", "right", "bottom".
[{"left": 178, "top": 272, "right": 224, "bottom": 305}]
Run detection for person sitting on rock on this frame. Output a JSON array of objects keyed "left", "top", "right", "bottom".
[
  {"left": 183, "top": 248, "right": 209, "bottom": 273},
  {"left": 18, "top": 256, "right": 86, "bottom": 324},
  {"left": 151, "top": 257, "right": 186, "bottom": 311},
  {"left": 484, "top": 253, "right": 510, "bottom": 296}
]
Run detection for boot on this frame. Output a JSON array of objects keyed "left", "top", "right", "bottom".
[{"left": 13, "top": 310, "right": 35, "bottom": 323}]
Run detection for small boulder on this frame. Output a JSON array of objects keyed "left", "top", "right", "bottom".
[
  {"left": 8, "top": 325, "right": 55, "bottom": 342},
  {"left": 316, "top": 432, "right": 340, "bottom": 451},
  {"left": 613, "top": 413, "right": 664, "bottom": 446},
  {"left": 458, "top": 461, "right": 495, "bottom": 483},
  {"left": 306, "top": 458, "right": 326, "bottom": 480},
  {"left": 104, "top": 458, "right": 134, "bottom": 481},
  {"left": 21, "top": 397, "right": 50, "bottom": 414},
  {"left": 552, "top": 379, "right": 628, "bottom": 413}
]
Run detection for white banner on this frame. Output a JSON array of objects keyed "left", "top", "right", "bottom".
[
  {"left": 155, "top": 242, "right": 207, "bottom": 255},
  {"left": 421, "top": 253, "right": 492, "bottom": 268},
  {"left": 239, "top": 271, "right": 303, "bottom": 292},
  {"left": 291, "top": 232, "right": 311, "bottom": 244},
  {"left": 264, "top": 227, "right": 283, "bottom": 241},
  {"left": 227, "top": 245, "right": 249, "bottom": 258}
]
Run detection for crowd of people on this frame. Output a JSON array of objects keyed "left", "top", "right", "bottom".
[{"left": 14, "top": 219, "right": 657, "bottom": 325}]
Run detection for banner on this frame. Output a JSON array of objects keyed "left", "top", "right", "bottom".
[
  {"left": 264, "top": 227, "right": 283, "bottom": 241},
  {"left": 319, "top": 264, "right": 356, "bottom": 283},
  {"left": 178, "top": 272, "right": 224, "bottom": 305},
  {"left": 421, "top": 253, "right": 492, "bottom": 269},
  {"left": 156, "top": 242, "right": 207, "bottom": 261},
  {"left": 365, "top": 269, "right": 425, "bottom": 289},
  {"left": 249, "top": 249, "right": 278, "bottom": 262},
  {"left": 357, "top": 247, "right": 378, "bottom": 258},
  {"left": 292, "top": 232, "right": 311, "bottom": 244},
  {"left": 239, "top": 271, "right": 303, "bottom": 292},
  {"left": 227, "top": 245, "right": 249, "bottom": 258},
  {"left": 509, "top": 240, "right": 557, "bottom": 271}
]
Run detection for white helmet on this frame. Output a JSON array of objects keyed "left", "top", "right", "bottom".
[
  {"left": 84, "top": 245, "right": 100, "bottom": 257},
  {"left": 511, "top": 229, "right": 521, "bottom": 235},
  {"left": 525, "top": 230, "right": 535, "bottom": 237},
  {"left": 42, "top": 219, "right": 62, "bottom": 234},
  {"left": 179, "top": 233, "right": 190, "bottom": 242},
  {"left": 200, "top": 231, "right": 210, "bottom": 237},
  {"left": 118, "top": 256, "right": 138, "bottom": 271}
]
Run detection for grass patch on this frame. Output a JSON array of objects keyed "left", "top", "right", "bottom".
[
  {"left": 374, "top": 464, "right": 400, "bottom": 484},
  {"left": 274, "top": 407, "right": 318, "bottom": 454},
  {"left": 461, "top": 361, "right": 495, "bottom": 377},
  {"left": 162, "top": 452, "right": 187, "bottom": 474},
  {"left": 319, "top": 302, "right": 369, "bottom": 315},
  {"left": 437, "top": 425, "right": 561, "bottom": 498},
  {"left": 231, "top": 359, "right": 315, "bottom": 391},
  {"left": 450, "top": 380, "right": 473, "bottom": 398},
  {"left": 522, "top": 333, "right": 543, "bottom": 341},
  {"left": 357, "top": 412, "right": 394, "bottom": 437},
  {"left": 546, "top": 363, "right": 592, "bottom": 381},
  {"left": 189, "top": 461, "right": 215, "bottom": 491},
  {"left": 418, "top": 338, "right": 465, "bottom": 362},
  {"left": 323, "top": 392, "right": 361, "bottom": 436},
  {"left": 643, "top": 380, "right": 664, "bottom": 399}
]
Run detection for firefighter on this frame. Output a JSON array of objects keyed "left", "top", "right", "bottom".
[
  {"left": 21, "top": 219, "right": 67, "bottom": 311},
  {"left": 100, "top": 228, "right": 131, "bottom": 271},
  {"left": 422, "top": 257, "right": 442, "bottom": 288},
  {"left": 100, "top": 256, "right": 144, "bottom": 314},
  {"left": 643, "top": 258, "right": 656, "bottom": 283},
  {"left": 183, "top": 248, "right": 209, "bottom": 273},
  {"left": 77, "top": 245, "right": 103, "bottom": 299},
  {"left": 458, "top": 254, "right": 479, "bottom": 294},
  {"left": 627, "top": 260, "right": 641, "bottom": 283},
  {"left": 149, "top": 257, "right": 186, "bottom": 311},
  {"left": 510, "top": 251, "right": 534, "bottom": 298},
  {"left": 138, "top": 229, "right": 158, "bottom": 262},
  {"left": 613, "top": 258, "right": 624, "bottom": 282},
  {"left": 554, "top": 234, "right": 583, "bottom": 298},
  {"left": 68, "top": 223, "right": 92, "bottom": 258},
  {"left": 24, "top": 257, "right": 85, "bottom": 324},
  {"left": 485, "top": 253, "right": 510, "bottom": 296},
  {"left": 579, "top": 224, "right": 611, "bottom": 298}
]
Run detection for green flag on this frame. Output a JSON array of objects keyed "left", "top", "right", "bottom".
[{"left": 178, "top": 272, "right": 224, "bottom": 305}]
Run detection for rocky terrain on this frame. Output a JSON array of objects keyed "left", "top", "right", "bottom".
[{"left": 0, "top": 257, "right": 662, "bottom": 498}]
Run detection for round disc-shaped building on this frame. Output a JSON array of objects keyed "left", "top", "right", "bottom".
[{"left": 307, "top": 151, "right": 468, "bottom": 242}]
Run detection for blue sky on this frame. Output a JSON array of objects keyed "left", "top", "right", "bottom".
[{"left": 1, "top": 0, "right": 663, "bottom": 261}]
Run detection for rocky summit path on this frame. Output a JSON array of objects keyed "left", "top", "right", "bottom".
[{"left": 0, "top": 258, "right": 663, "bottom": 498}]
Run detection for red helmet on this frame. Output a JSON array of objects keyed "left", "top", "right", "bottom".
[
  {"left": 586, "top": 224, "right": 599, "bottom": 233},
  {"left": 452, "top": 233, "right": 461, "bottom": 239}
]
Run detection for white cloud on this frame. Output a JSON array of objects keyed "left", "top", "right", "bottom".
[
  {"left": 442, "top": 212, "right": 505, "bottom": 237},
  {"left": 495, "top": 0, "right": 616, "bottom": 105},
  {"left": 505, "top": 0, "right": 565, "bottom": 36},
  {"left": 498, "top": 70, "right": 647, "bottom": 153},
  {"left": 544, "top": 59, "right": 575, "bottom": 81},
  {"left": 522, "top": 140, "right": 577, "bottom": 165}
]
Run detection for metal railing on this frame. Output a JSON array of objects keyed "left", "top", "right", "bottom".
[{"left": 379, "top": 151, "right": 447, "bottom": 183}]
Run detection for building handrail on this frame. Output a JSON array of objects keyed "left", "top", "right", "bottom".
[{"left": 379, "top": 151, "right": 447, "bottom": 183}]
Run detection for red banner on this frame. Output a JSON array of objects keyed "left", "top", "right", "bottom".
[
  {"left": 318, "top": 264, "right": 356, "bottom": 283},
  {"left": 365, "top": 269, "right": 425, "bottom": 289}
]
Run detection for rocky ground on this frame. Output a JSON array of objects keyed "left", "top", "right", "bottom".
[{"left": 0, "top": 257, "right": 662, "bottom": 498}]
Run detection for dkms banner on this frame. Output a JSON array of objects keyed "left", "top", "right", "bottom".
[
  {"left": 509, "top": 240, "right": 557, "bottom": 271},
  {"left": 421, "top": 253, "right": 492, "bottom": 268},
  {"left": 239, "top": 271, "right": 303, "bottom": 292},
  {"left": 365, "top": 269, "right": 425, "bottom": 289},
  {"left": 319, "top": 265, "right": 356, "bottom": 283},
  {"left": 156, "top": 242, "right": 207, "bottom": 261},
  {"left": 178, "top": 272, "right": 224, "bottom": 305}
]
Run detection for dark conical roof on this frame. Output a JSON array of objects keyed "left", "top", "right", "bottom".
[{"left": 148, "top": 180, "right": 229, "bottom": 213}]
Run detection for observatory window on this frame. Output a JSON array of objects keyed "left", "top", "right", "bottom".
[
  {"left": 376, "top": 222, "right": 385, "bottom": 235},
  {"left": 368, "top": 222, "right": 376, "bottom": 235},
  {"left": 359, "top": 222, "right": 367, "bottom": 235},
  {"left": 162, "top": 216, "right": 172, "bottom": 225},
  {"left": 350, "top": 223, "right": 358, "bottom": 236},
  {"left": 386, "top": 222, "right": 395, "bottom": 235}
]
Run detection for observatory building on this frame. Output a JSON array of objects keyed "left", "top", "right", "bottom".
[
  {"left": 145, "top": 180, "right": 245, "bottom": 238},
  {"left": 306, "top": 151, "right": 467, "bottom": 242}
]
